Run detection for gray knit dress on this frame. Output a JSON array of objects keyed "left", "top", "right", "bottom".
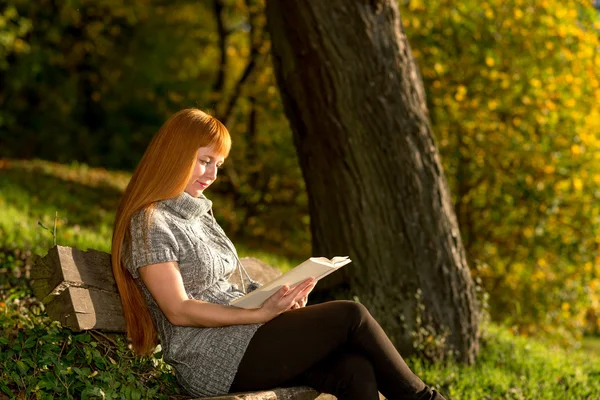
[{"left": 124, "top": 192, "right": 262, "bottom": 397}]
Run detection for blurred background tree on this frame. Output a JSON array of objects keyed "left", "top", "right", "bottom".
[
  {"left": 399, "top": 0, "right": 600, "bottom": 344},
  {"left": 1, "top": 0, "right": 599, "bottom": 346}
]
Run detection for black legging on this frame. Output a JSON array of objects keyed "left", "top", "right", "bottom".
[{"left": 230, "top": 301, "right": 445, "bottom": 400}]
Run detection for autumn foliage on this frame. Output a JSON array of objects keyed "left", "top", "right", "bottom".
[{"left": 399, "top": 0, "right": 600, "bottom": 343}]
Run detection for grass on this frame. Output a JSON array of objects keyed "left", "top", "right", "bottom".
[
  {"left": 1, "top": 158, "right": 600, "bottom": 399},
  {"left": 0, "top": 158, "right": 301, "bottom": 270},
  {"left": 583, "top": 336, "right": 600, "bottom": 355},
  {"left": 410, "top": 325, "right": 600, "bottom": 399}
]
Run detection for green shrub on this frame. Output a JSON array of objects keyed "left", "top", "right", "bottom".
[{"left": 0, "top": 250, "right": 180, "bottom": 399}]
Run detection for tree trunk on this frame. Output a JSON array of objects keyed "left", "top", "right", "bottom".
[{"left": 266, "top": 0, "right": 479, "bottom": 363}]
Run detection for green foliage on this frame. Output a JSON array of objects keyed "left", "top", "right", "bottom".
[
  {"left": 0, "top": 0, "right": 212, "bottom": 168},
  {"left": 0, "top": 250, "right": 181, "bottom": 399},
  {"left": 399, "top": 0, "right": 600, "bottom": 343}
]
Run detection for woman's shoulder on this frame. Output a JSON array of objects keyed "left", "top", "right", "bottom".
[{"left": 130, "top": 204, "right": 180, "bottom": 234}]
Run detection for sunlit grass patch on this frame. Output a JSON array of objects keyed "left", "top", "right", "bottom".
[{"left": 409, "top": 324, "right": 600, "bottom": 399}]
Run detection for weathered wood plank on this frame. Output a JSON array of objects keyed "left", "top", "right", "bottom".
[
  {"left": 44, "top": 286, "right": 127, "bottom": 332},
  {"left": 31, "top": 246, "right": 283, "bottom": 333},
  {"left": 30, "top": 245, "right": 116, "bottom": 301},
  {"left": 30, "top": 246, "right": 66, "bottom": 302}
]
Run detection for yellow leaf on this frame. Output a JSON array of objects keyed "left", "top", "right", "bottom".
[
  {"left": 585, "top": 262, "right": 592, "bottom": 273},
  {"left": 514, "top": 9, "right": 524, "bottom": 20}
]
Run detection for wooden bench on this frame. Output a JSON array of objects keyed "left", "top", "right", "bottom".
[{"left": 30, "top": 245, "right": 334, "bottom": 400}]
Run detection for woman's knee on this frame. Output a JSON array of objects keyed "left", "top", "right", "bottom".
[{"left": 335, "top": 300, "right": 372, "bottom": 328}]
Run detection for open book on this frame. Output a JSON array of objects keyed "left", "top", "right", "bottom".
[{"left": 231, "top": 256, "right": 352, "bottom": 309}]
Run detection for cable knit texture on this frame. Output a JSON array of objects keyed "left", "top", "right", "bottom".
[{"left": 124, "top": 192, "right": 261, "bottom": 397}]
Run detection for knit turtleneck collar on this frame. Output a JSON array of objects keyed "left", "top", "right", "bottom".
[{"left": 160, "top": 192, "right": 212, "bottom": 220}]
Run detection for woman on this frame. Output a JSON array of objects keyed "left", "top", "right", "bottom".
[{"left": 111, "top": 108, "right": 446, "bottom": 399}]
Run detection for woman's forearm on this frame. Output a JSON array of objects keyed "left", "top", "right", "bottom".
[{"left": 171, "top": 299, "right": 266, "bottom": 327}]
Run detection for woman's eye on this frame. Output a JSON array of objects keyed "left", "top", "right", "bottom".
[{"left": 199, "top": 159, "right": 210, "bottom": 166}]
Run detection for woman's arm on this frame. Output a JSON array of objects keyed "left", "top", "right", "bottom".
[{"left": 139, "top": 261, "right": 315, "bottom": 327}]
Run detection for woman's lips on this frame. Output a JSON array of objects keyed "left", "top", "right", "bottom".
[{"left": 197, "top": 181, "right": 209, "bottom": 189}]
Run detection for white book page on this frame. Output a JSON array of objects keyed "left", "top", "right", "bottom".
[{"left": 231, "top": 256, "right": 351, "bottom": 309}]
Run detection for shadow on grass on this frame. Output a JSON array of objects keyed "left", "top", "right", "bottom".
[{"left": 0, "top": 162, "right": 123, "bottom": 230}]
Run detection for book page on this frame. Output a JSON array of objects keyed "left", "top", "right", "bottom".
[
  {"left": 231, "top": 256, "right": 351, "bottom": 309},
  {"left": 331, "top": 256, "right": 352, "bottom": 267}
]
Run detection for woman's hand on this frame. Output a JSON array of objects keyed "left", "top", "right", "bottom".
[
  {"left": 291, "top": 281, "right": 316, "bottom": 310},
  {"left": 291, "top": 294, "right": 308, "bottom": 310},
  {"left": 257, "top": 278, "right": 316, "bottom": 322}
]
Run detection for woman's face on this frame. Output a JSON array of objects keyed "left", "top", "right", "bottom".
[{"left": 184, "top": 146, "right": 225, "bottom": 197}]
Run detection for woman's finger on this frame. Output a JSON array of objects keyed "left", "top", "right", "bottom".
[
  {"left": 286, "top": 278, "right": 314, "bottom": 300},
  {"left": 293, "top": 283, "right": 315, "bottom": 304}
]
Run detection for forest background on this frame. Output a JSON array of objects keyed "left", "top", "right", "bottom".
[{"left": 1, "top": 0, "right": 600, "bottom": 398}]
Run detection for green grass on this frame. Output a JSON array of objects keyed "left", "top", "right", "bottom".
[
  {"left": 1, "top": 158, "right": 600, "bottom": 399},
  {"left": 583, "top": 336, "right": 600, "bottom": 355},
  {"left": 0, "top": 158, "right": 301, "bottom": 268},
  {"left": 410, "top": 325, "right": 600, "bottom": 399}
]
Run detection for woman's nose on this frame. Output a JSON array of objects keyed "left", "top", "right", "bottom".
[{"left": 207, "top": 165, "right": 218, "bottom": 180}]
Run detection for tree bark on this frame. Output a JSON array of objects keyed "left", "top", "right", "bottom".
[{"left": 266, "top": 0, "right": 479, "bottom": 363}]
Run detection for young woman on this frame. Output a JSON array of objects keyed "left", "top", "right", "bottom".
[{"left": 111, "top": 108, "right": 447, "bottom": 399}]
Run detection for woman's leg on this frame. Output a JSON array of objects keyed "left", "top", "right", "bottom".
[
  {"left": 230, "top": 300, "right": 444, "bottom": 399},
  {"left": 296, "top": 352, "right": 379, "bottom": 400}
]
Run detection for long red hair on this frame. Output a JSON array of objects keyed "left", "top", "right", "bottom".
[{"left": 111, "top": 108, "right": 231, "bottom": 355}]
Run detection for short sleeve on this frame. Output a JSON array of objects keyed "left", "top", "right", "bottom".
[{"left": 125, "top": 210, "right": 180, "bottom": 278}]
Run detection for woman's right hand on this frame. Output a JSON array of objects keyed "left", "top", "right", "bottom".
[{"left": 256, "top": 278, "right": 316, "bottom": 322}]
